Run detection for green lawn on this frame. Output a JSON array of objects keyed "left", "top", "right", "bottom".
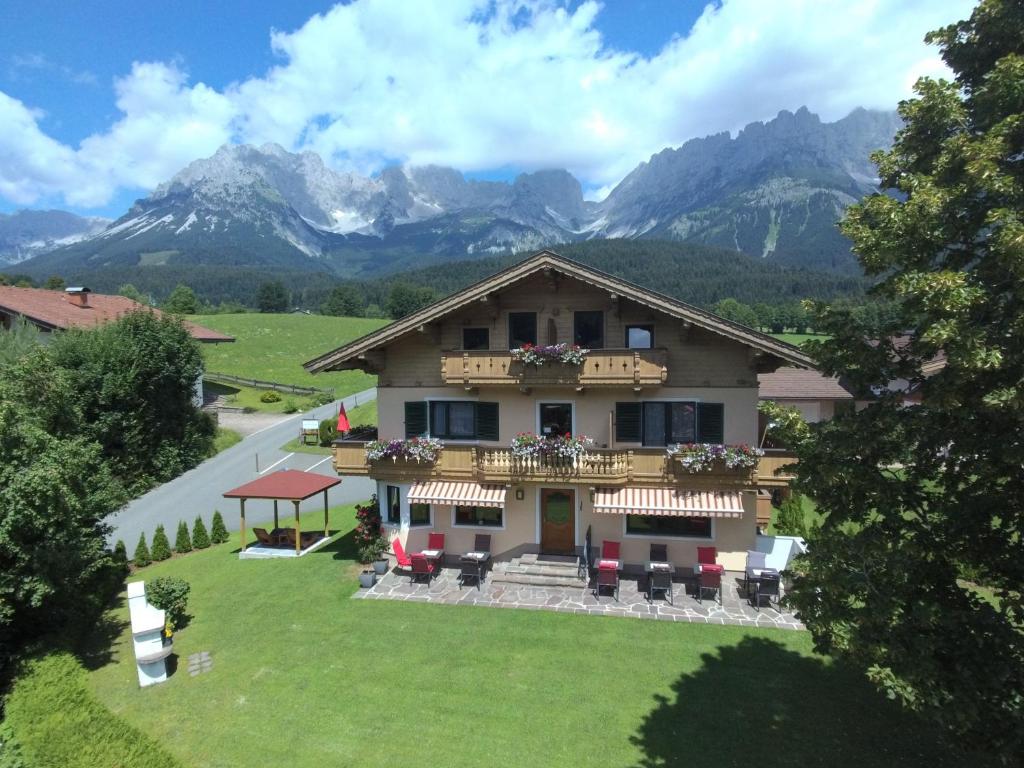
[
  {"left": 770, "top": 332, "right": 830, "bottom": 346},
  {"left": 767, "top": 494, "right": 822, "bottom": 535},
  {"left": 281, "top": 399, "right": 378, "bottom": 454},
  {"left": 190, "top": 313, "right": 388, "bottom": 396},
  {"left": 210, "top": 427, "right": 242, "bottom": 455},
  {"left": 82, "top": 505, "right": 972, "bottom": 768}
]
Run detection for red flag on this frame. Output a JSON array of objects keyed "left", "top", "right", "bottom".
[{"left": 337, "top": 402, "right": 351, "bottom": 433}]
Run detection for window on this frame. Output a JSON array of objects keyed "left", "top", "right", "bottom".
[
  {"left": 642, "top": 402, "right": 696, "bottom": 446},
  {"left": 625, "top": 324, "right": 654, "bottom": 349},
  {"left": 462, "top": 327, "right": 489, "bottom": 350},
  {"left": 430, "top": 401, "right": 476, "bottom": 439},
  {"left": 626, "top": 515, "right": 712, "bottom": 538},
  {"left": 539, "top": 402, "right": 573, "bottom": 436},
  {"left": 410, "top": 503, "right": 431, "bottom": 527},
  {"left": 508, "top": 312, "right": 537, "bottom": 347},
  {"left": 386, "top": 485, "right": 401, "bottom": 525},
  {"left": 573, "top": 310, "right": 604, "bottom": 349},
  {"left": 454, "top": 505, "right": 503, "bottom": 527}
]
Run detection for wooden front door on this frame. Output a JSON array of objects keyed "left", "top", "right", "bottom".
[{"left": 540, "top": 489, "right": 575, "bottom": 555}]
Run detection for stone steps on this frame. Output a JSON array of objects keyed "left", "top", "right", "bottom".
[{"left": 490, "top": 553, "right": 585, "bottom": 588}]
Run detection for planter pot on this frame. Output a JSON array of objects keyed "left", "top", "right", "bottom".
[
  {"left": 372, "top": 558, "right": 389, "bottom": 575},
  {"left": 358, "top": 570, "right": 376, "bottom": 588}
]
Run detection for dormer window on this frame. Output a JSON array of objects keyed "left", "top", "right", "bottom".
[{"left": 573, "top": 310, "right": 604, "bottom": 349}]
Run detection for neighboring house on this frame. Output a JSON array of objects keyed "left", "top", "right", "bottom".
[
  {"left": 758, "top": 367, "right": 854, "bottom": 424},
  {"left": 0, "top": 285, "right": 233, "bottom": 405},
  {"left": 306, "top": 250, "right": 809, "bottom": 570}
]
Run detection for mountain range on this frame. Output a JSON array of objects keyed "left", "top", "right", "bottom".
[
  {"left": 13, "top": 106, "right": 899, "bottom": 280},
  {"left": 0, "top": 210, "right": 110, "bottom": 266}
]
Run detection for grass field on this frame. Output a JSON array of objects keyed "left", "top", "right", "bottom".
[
  {"left": 190, "top": 313, "right": 388, "bottom": 396},
  {"left": 81, "top": 506, "right": 976, "bottom": 768},
  {"left": 211, "top": 427, "right": 242, "bottom": 455},
  {"left": 770, "top": 332, "right": 830, "bottom": 346}
]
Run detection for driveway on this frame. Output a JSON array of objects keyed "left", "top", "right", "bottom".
[{"left": 106, "top": 388, "right": 377, "bottom": 548}]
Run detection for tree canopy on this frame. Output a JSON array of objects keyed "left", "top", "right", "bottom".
[
  {"left": 779, "top": 1, "right": 1024, "bottom": 759},
  {"left": 257, "top": 281, "right": 289, "bottom": 313},
  {"left": 162, "top": 284, "right": 198, "bottom": 314}
]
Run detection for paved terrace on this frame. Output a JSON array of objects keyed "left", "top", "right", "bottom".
[{"left": 353, "top": 567, "right": 804, "bottom": 630}]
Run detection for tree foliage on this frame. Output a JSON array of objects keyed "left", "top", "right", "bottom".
[
  {"left": 42, "top": 275, "right": 65, "bottom": 290},
  {"left": 257, "top": 280, "right": 289, "bottom": 313},
  {"left": 320, "top": 284, "right": 363, "bottom": 316},
  {"left": 783, "top": 2, "right": 1024, "bottom": 758},
  {"left": 385, "top": 283, "right": 438, "bottom": 319},
  {"left": 150, "top": 525, "right": 171, "bottom": 562},
  {"left": 133, "top": 533, "right": 151, "bottom": 568},
  {"left": 174, "top": 520, "right": 192, "bottom": 554},
  {"left": 146, "top": 577, "right": 190, "bottom": 629},
  {"left": 210, "top": 511, "right": 228, "bottom": 544},
  {"left": 191, "top": 516, "right": 210, "bottom": 549},
  {"left": 162, "top": 284, "right": 198, "bottom": 314},
  {"left": 117, "top": 283, "right": 148, "bottom": 305}
]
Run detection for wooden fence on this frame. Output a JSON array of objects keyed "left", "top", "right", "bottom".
[{"left": 204, "top": 371, "right": 335, "bottom": 398}]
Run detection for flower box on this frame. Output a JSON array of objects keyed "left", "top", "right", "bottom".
[
  {"left": 365, "top": 437, "right": 443, "bottom": 464},
  {"left": 510, "top": 432, "right": 593, "bottom": 460},
  {"left": 667, "top": 443, "right": 763, "bottom": 473},
  {"left": 510, "top": 343, "right": 588, "bottom": 366}
]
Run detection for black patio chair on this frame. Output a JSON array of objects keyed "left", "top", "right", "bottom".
[
  {"left": 648, "top": 568, "right": 674, "bottom": 605},
  {"left": 695, "top": 569, "right": 721, "bottom": 605},
  {"left": 751, "top": 573, "right": 781, "bottom": 612},
  {"left": 458, "top": 558, "right": 482, "bottom": 590},
  {"left": 594, "top": 565, "right": 619, "bottom": 601}
]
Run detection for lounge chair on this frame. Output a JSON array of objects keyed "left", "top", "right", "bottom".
[
  {"left": 253, "top": 528, "right": 279, "bottom": 547},
  {"left": 697, "top": 546, "right": 717, "bottom": 566},
  {"left": 602, "top": 540, "right": 621, "bottom": 561},
  {"left": 410, "top": 553, "right": 436, "bottom": 584},
  {"left": 391, "top": 538, "right": 412, "bottom": 569},
  {"left": 281, "top": 529, "right": 320, "bottom": 550},
  {"left": 427, "top": 532, "right": 446, "bottom": 551}
]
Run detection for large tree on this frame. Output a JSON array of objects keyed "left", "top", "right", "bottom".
[
  {"left": 779, "top": 0, "right": 1023, "bottom": 759},
  {"left": 257, "top": 281, "right": 289, "bottom": 313}
]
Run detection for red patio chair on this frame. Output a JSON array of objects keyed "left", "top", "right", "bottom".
[
  {"left": 696, "top": 568, "right": 722, "bottom": 605},
  {"left": 602, "top": 540, "right": 621, "bottom": 560},
  {"left": 409, "top": 553, "right": 436, "bottom": 584},
  {"left": 697, "top": 546, "right": 717, "bottom": 566},
  {"left": 594, "top": 563, "right": 619, "bottom": 601},
  {"left": 391, "top": 538, "right": 412, "bottom": 569},
  {"left": 428, "top": 532, "right": 446, "bottom": 551}
]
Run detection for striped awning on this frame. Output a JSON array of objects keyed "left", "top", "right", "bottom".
[
  {"left": 408, "top": 481, "right": 506, "bottom": 508},
  {"left": 592, "top": 487, "right": 745, "bottom": 518}
]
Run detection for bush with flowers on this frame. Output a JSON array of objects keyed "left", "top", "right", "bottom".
[
  {"left": 510, "top": 342, "right": 588, "bottom": 366},
  {"left": 365, "top": 436, "right": 443, "bottom": 463},
  {"left": 668, "top": 443, "right": 763, "bottom": 472},
  {"left": 510, "top": 432, "right": 593, "bottom": 460},
  {"left": 354, "top": 496, "right": 388, "bottom": 563}
]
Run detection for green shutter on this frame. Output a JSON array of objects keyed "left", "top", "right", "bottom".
[
  {"left": 615, "top": 402, "right": 642, "bottom": 443},
  {"left": 476, "top": 402, "right": 499, "bottom": 441},
  {"left": 698, "top": 402, "right": 724, "bottom": 443},
  {"left": 404, "top": 401, "right": 428, "bottom": 438}
]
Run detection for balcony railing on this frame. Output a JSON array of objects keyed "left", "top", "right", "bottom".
[
  {"left": 440, "top": 348, "right": 668, "bottom": 387},
  {"left": 333, "top": 441, "right": 758, "bottom": 487}
]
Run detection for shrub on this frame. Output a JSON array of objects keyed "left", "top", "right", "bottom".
[
  {"left": 192, "top": 516, "right": 210, "bottom": 549},
  {"left": 354, "top": 496, "right": 386, "bottom": 563},
  {"left": 150, "top": 525, "right": 171, "bottom": 561},
  {"left": 210, "top": 510, "right": 228, "bottom": 543},
  {"left": 146, "top": 576, "right": 190, "bottom": 629},
  {"left": 310, "top": 391, "right": 334, "bottom": 407},
  {"left": 174, "top": 520, "right": 192, "bottom": 553},
  {"left": 319, "top": 418, "right": 338, "bottom": 446},
  {"left": 282, "top": 398, "right": 298, "bottom": 414},
  {"left": 4, "top": 652, "right": 182, "bottom": 768},
  {"left": 113, "top": 539, "right": 128, "bottom": 566},
  {"left": 132, "top": 533, "right": 151, "bottom": 567},
  {"left": 774, "top": 493, "right": 808, "bottom": 538},
  {"left": 259, "top": 390, "right": 282, "bottom": 403}
]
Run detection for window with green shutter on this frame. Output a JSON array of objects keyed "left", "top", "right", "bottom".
[
  {"left": 476, "top": 402, "right": 499, "bottom": 441},
  {"left": 615, "top": 402, "right": 642, "bottom": 443},
  {"left": 404, "top": 401, "right": 428, "bottom": 438},
  {"left": 697, "top": 402, "right": 725, "bottom": 443}
]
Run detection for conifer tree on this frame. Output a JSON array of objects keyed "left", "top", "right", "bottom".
[
  {"left": 210, "top": 510, "right": 229, "bottom": 544},
  {"left": 192, "top": 516, "right": 211, "bottom": 549},
  {"left": 174, "top": 520, "right": 192, "bottom": 554},
  {"left": 133, "top": 533, "right": 151, "bottom": 567},
  {"left": 150, "top": 525, "right": 171, "bottom": 561}
]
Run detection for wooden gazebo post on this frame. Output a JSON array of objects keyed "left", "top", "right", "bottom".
[
  {"left": 293, "top": 499, "right": 301, "bottom": 555},
  {"left": 239, "top": 498, "right": 247, "bottom": 552},
  {"left": 323, "top": 489, "right": 329, "bottom": 537},
  {"left": 273, "top": 500, "right": 279, "bottom": 531}
]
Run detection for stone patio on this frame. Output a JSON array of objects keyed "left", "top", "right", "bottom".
[{"left": 353, "top": 566, "right": 804, "bottom": 630}]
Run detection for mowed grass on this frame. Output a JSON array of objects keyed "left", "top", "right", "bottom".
[
  {"left": 84, "top": 506, "right": 971, "bottom": 768},
  {"left": 770, "top": 332, "right": 830, "bottom": 346},
  {"left": 190, "top": 313, "right": 388, "bottom": 396}
]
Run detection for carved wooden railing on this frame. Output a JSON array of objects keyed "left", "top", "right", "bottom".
[{"left": 440, "top": 348, "right": 668, "bottom": 387}]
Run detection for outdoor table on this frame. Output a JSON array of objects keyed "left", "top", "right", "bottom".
[
  {"left": 420, "top": 548, "right": 445, "bottom": 566},
  {"left": 745, "top": 567, "right": 779, "bottom": 594},
  {"left": 459, "top": 551, "right": 491, "bottom": 584}
]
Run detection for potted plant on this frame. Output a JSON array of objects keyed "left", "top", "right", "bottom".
[
  {"left": 370, "top": 536, "right": 390, "bottom": 575},
  {"left": 358, "top": 569, "right": 376, "bottom": 588},
  {"left": 354, "top": 496, "right": 384, "bottom": 587}
]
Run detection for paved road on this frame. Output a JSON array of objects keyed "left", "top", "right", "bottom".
[{"left": 106, "top": 388, "right": 377, "bottom": 547}]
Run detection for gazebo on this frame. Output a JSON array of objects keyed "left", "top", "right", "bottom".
[{"left": 223, "top": 470, "right": 342, "bottom": 559}]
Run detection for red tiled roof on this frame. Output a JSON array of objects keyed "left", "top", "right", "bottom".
[
  {"left": 0, "top": 286, "right": 233, "bottom": 342},
  {"left": 223, "top": 469, "right": 341, "bottom": 500},
  {"left": 758, "top": 367, "right": 853, "bottom": 400}
]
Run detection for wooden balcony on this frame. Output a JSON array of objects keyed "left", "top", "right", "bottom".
[
  {"left": 757, "top": 450, "right": 798, "bottom": 487},
  {"left": 333, "top": 441, "right": 756, "bottom": 488},
  {"left": 440, "top": 348, "right": 668, "bottom": 388}
]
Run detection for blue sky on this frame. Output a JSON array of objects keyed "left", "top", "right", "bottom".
[{"left": 0, "top": 0, "right": 971, "bottom": 218}]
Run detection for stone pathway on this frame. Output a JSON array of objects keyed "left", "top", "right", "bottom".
[{"left": 353, "top": 567, "right": 804, "bottom": 630}]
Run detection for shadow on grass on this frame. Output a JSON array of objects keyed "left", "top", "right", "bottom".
[
  {"left": 75, "top": 594, "right": 129, "bottom": 672},
  {"left": 631, "top": 636, "right": 967, "bottom": 768},
  {"left": 323, "top": 529, "right": 358, "bottom": 561}
]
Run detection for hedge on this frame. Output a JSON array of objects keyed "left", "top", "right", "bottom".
[{"left": 3, "top": 652, "right": 182, "bottom": 767}]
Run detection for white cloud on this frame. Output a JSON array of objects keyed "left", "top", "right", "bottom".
[{"left": 0, "top": 0, "right": 975, "bottom": 210}]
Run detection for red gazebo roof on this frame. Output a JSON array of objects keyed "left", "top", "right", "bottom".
[{"left": 223, "top": 470, "right": 341, "bottom": 501}]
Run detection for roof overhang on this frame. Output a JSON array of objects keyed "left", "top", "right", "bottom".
[{"left": 304, "top": 250, "right": 813, "bottom": 374}]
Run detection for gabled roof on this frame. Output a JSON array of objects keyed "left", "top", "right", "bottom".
[
  {"left": 223, "top": 469, "right": 341, "bottom": 500},
  {"left": 0, "top": 285, "right": 234, "bottom": 343},
  {"left": 304, "top": 250, "right": 812, "bottom": 373},
  {"left": 758, "top": 367, "right": 854, "bottom": 400}
]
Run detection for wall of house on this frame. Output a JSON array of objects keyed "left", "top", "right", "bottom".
[
  {"left": 379, "top": 479, "right": 757, "bottom": 571},
  {"left": 377, "top": 385, "right": 759, "bottom": 446}
]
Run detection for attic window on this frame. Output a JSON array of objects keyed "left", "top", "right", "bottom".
[
  {"left": 462, "top": 327, "right": 489, "bottom": 350},
  {"left": 508, "top": 312, "right": 537, "bottom": 348}
]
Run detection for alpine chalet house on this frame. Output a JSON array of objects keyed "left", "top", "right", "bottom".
[{"left": 305, "top": 251, "right": 810, "bottom": 571}]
